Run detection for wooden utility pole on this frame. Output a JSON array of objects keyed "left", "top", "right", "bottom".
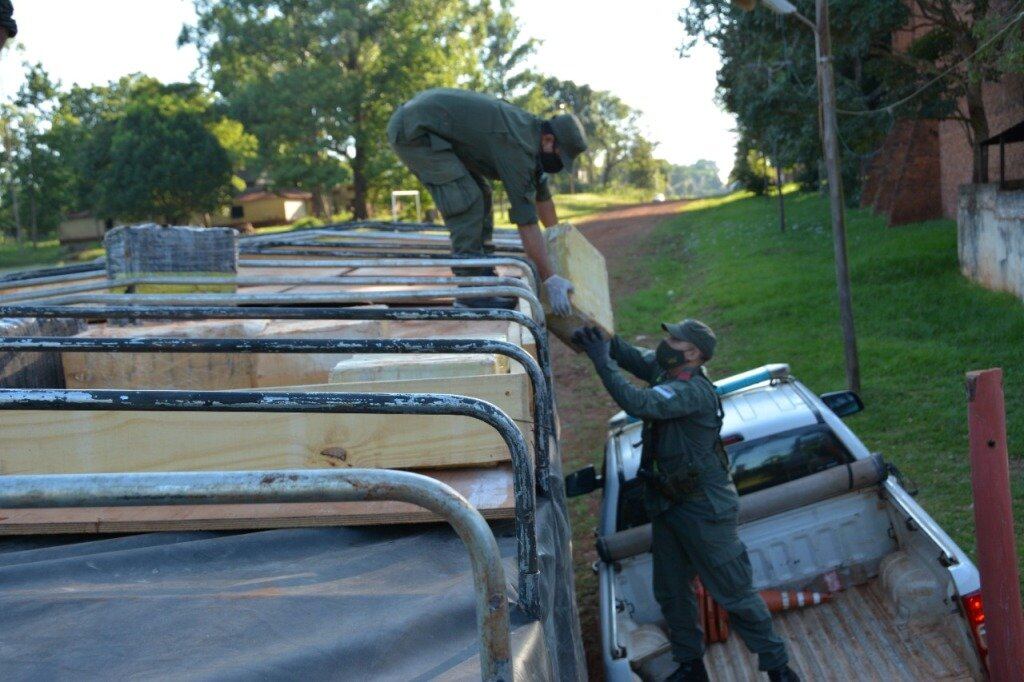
[
  {"left": 815, "top": 0, "right": 860, "bottom": 393},
  {"left": 734, "top": 0, "right": 862, "bottom": 392}
]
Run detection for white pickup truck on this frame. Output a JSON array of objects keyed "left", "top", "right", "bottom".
[{"left": 566, "top": 365, "right": 988, "bottom": 681}]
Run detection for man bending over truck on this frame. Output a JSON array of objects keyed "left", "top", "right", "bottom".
[
  {"left": 572, "top": 320, "right": 799, "bottom": 682},
  {"left": 387, "top": 88, "right": 587, "bottom": 312}
]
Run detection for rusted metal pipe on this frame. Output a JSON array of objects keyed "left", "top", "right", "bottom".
[
  {"left": 966, "top": 368, "right": 1024, "bottom": 679},
  {"left": 0, "top": 467, "right": 513, "bottom": 681}
]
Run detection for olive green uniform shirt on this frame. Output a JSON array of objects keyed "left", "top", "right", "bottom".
[
  {"left": 597, "top": 336, "right": 739, "bottom": 516},
  {"left": 390, "top": 88, "right": 552, "bottom": 225}
]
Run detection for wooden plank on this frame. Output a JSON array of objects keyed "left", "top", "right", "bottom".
[
  {"left": 543, "top": 223, "right": 614, "bottom": 349},
  {"left": 63, "top": 319, "right": 268, "bottom": 391},
  {"left": 0, "top": 465, "right": 515, "bottom": 535},
  {"left": 61, "top": 318, "right": 385, "bottom": 390},
  {"left": 252, "top": 318, "right": 384, "bottom": 387},
  {"left": 0, "top": 373, "right": 532, "bottom": 475}
]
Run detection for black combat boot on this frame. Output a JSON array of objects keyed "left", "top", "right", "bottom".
[
  {"left": 767, "top": 665, "right": 801, "bottom": 681},
  {"left": 665, "top": 658, "right": 710, "bottom": 682}
]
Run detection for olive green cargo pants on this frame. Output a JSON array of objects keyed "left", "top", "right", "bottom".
[
  {"left": 652, "top": 498, "right": 789, "bottom": 671},
  {"left": 387, "top": 109, "right": 496, "bottom": 278}
]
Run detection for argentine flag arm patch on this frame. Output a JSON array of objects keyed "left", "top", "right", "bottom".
[{"left": 653, "top": 385, "right": 675, "bottom": 399}]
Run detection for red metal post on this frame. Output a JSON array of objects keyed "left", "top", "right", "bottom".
[{"left": 967, "top": 368, "right": 1024, "bottom": 680}]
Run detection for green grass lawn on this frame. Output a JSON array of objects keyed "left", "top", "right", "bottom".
[
  {"left": 0, "top": 238, "right": 104, "bottom": 274},
  {"left": 613, "top": 190, "right": 1024, "bottom": 580}
]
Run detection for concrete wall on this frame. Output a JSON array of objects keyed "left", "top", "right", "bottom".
[{"left": 958, "top": 183, "right": 1024, "bottom": 300}]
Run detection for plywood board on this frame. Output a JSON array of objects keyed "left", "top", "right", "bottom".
[
  {"left": 252, "top": 318, "right": 384, "bottom": 387},
  {"left": 0, "top": 465, "right": 516, "bottom": 535},
  {"left": 63, "top": 319, "right": 268, "bottom": 391},
  {"left": 543, "top": 223, "right": 614, "bottom": 349},
  {"left": 61, "top": 318, "right": 384, "bottom": 390},
  {"left": 0, "top": 373, "right": 532, "bottom": 475}
]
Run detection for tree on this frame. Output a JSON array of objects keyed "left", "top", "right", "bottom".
[
  {"left": 666, "top": 159, "right": 724, "bottom": 197},
  {"left": 0, "top": 63, "right": 68, "bottom": 242},
  {"left": 681, "top": 0, "right": 909, "bottom": 200},
  {"left": 45, "top": 74, "right": 254, "bottom": 224},
  {"left": 184, "top": 0, "right": 484, "bottom": 219},
  {"left": 536, "top": 78, "right": 644, "bottom": 190},
  {"left": 894, "top": 1, "right": 1024, "bottom": 180},
  {"left": 623, "top": 135, "right": 665, "bottom": 191},
  {"left": 88, "top": 103, "right": 233, "bottom": 224},
  {"left": 473, "top": 0, "right": 540, "bottom": 105}
]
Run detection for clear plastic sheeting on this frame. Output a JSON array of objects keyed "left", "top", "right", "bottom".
[{"left": 0, "top": 495, "right": 585, "bottom": 681}]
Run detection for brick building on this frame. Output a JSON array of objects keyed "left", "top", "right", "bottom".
[{"left": 862, "top": 1, "right": 1024, "bottom": 224}]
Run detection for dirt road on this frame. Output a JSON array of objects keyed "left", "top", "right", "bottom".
[{"left": 553, "top": 200, "right": 690, "bottom": 678}]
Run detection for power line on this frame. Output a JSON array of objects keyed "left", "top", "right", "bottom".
[{"left": 836, "top": 6, "right": 1024, "bottom": 116}]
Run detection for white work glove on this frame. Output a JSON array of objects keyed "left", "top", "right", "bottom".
[{"left": 544, "top": 275, "right": 575, "bottom": 317}]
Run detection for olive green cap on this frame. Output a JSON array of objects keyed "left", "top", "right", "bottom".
[
  {"left": 548, "top": 113, "right": 588, "bottom": 170},
  {"left": 661, "top": 318, "right": 717, "bottom": 360}
]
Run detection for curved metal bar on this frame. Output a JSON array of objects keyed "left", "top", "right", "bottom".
[
  {"left": 237, "top": 255, "right": 541, "bottom": 294},
  {"left": 38, "top": 287, "right": 547, "bottom": 324},
  {"left": 0, "top": 275, "right": 534, "bottom": 305},
  {"left": 241, "top": 219, "right": 519, "bottom": 236},
  {"left": 0, "top": 304, "right": 553, "bottom": 389},
  {"left": 0, "top": 387, "right": 540, "bottom": 622},
  {"left": 255, "top": 238, "right": 524, "bottom": 254},
  {"left": 0, "top": 269, "right": 106, "bottom": 291},
  {"left": 1, "top": 336, "right": 554, "bottom": 492},
  {"left": 0, "top": 261, "right": 104, "bottom": 285},
  {"left": 0, "top": 466, "right": 512, "bottom": 681}
]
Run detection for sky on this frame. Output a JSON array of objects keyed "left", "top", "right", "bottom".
[{"left": 0, "top": 0, "right": 738, "bottom": 181}]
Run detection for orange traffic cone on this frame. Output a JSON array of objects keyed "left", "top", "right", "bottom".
[
  {"left": 694, "top": 579, "right": 730, "bottom": 644},
  {"left": 759, "top": 589, "right": 833, "bottom": 613}
]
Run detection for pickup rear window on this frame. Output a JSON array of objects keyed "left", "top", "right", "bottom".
[{"left": 726, "top": 423, "right": 853, "bottom": 496}]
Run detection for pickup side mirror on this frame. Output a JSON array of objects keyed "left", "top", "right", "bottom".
[
  {"left": 820, "top": 390, "right": 864, "bottom": 417},
  {"left": 565, "top": 464, "right": 603, "bottom": 497}
]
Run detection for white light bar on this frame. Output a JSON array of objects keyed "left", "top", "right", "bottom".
[{"left": 714, "top": 363, "right": 791, "bottom": 396}]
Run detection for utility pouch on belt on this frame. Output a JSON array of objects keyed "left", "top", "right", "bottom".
[{"left": 638, "top": 420, "right": 701, "bottom": 503}]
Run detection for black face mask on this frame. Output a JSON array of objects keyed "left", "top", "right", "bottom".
[
  {"left": 656, "top": 340, "right": 688, "bottom": 371},
  {"left": 539, "top": 151, "right": 564, "bottom": 173}
]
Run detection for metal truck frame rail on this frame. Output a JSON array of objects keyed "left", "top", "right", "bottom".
[
  {"left": 12, "top": 287, "right": 545, "bottom": 324},
  {"left": 0, "top": 466, "right": 512, "bottom": 681}
]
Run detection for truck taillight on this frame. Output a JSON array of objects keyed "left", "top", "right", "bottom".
[{"left": 960, "top": 590, "right": 988, "bottom": 672}]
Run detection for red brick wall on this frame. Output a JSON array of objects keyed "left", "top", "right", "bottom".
[
  {"left": 864, "top": 0, "right": 1024, "bottom": 221},
  {"left": 939, "top": 75, "right": 1024, "bottom": 217}
]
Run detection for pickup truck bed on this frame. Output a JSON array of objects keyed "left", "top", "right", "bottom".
[{"left": 703, "top": 579, "right": 974, "bottom": 681}]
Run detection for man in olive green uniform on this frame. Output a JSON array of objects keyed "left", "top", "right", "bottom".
[
  {"left": 573, "top": 322, "right": 799, "bottom": 682},
  {"left": 387, "top": 88, "right": 587, "bottom": 311}
]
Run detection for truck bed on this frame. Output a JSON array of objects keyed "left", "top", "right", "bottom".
[
  {"left": 705, "top": 579, "right": 977, "bottom": 681},
  {"left": 639, "top": 579, "right": 978, "bottom": 680}
]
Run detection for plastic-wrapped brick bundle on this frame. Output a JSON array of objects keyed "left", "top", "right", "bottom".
[
  {"left": 0, "top": 317, "right": 86, "bottom": 388},
  {"left": 104, "top": 224, "right": 238, "bottom": 286}
]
